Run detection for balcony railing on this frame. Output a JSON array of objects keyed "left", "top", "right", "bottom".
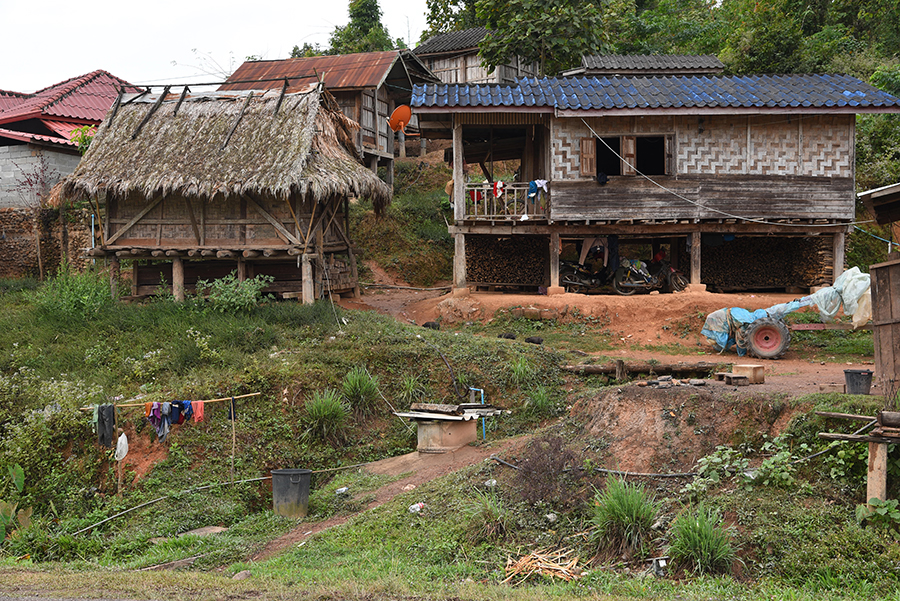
[{"left": 463, "top": 182, "right": 548, "bottom": 220}]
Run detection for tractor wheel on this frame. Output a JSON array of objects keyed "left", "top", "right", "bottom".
[{"left": 746, "top": 317, "right": 791, "bottom": 359}]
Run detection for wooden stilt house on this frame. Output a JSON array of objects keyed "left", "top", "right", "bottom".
[{"left": 62, "top": 84, "right": 391, "bottom": 302}]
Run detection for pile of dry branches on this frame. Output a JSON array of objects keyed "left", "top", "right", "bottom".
[{"left": 503, "top": 548, "right": 583, "bottom": 584}]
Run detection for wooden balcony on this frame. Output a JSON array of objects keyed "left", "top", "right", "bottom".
[{"left": 463, "top": 182, "right": 548, "bottom": 221}]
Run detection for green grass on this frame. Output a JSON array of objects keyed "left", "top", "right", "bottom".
[
  {"left": 667, "top": 504, "right": 738, "bottom": 575},
  {"left": 591, "top": 477, "right": 659, "bottom": 559}
]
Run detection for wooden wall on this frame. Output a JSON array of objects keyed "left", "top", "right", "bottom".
[{"left": 550, "top": 174, "right": 855, "bottom": 222}]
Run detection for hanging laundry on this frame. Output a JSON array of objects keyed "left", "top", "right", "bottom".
[
  {"left": 171, "top": 401, "right": 183, "bottom": 425},
  {"left": 97, "top": 404, "right": 115, "bottom": 448},
  {"left": 492, "top": 181, "right": 506, "bottom": 198},
  {"left": 90, "top": 405, "right": 99, "bottom": 434},
  {"left": 193, "top": 400, "right": 204, "bottom": 423},
  {"left": 114, "top": 433, "right": 129, "bottom": 461},
  {"left": 181, "top": 400, "right": 193, "bottom": 422},
  {"left": 144, "top": 402, "right": 152, "bottom": 418}
]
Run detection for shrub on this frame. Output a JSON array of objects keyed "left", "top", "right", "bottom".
[
  {"left": 397, "top": 374, "right": 427, "bottom": 405},
  {"left": 668, "top": 504, "right": 737, "bottom": 575},
  {"left": 31, "top": 265, "right": 115, "bottom": 321},
  {"left": 509, "top": 356, "right": 535, "bottom": 388},
  {"left": 591, "top": 477, "right": 659, "bottom": 559},
  {"left": 341, "top": 366, "right": 380, "bottom": 416},
  {"left": 513, "top": 434, "right": 580, "bottom": 508},
  {"left": 195, "top": 272, "right": 274, "bottom": 313},
  {"left": 302, "top": 389, "right": 350, "bottom": 443},
  {"left": 524, "top": 386, "right": 559, "bottom": 419},
  {"left": 463, "top": 490, "right": 510, "bottom": 544}
]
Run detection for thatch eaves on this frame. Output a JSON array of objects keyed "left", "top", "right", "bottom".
[{"left": 62, "top": 86, "right": 392, "bottom": 211}]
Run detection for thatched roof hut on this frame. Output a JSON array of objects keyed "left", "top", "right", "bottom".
[
  {"left": 63, "top": 84, "right": 391, "bottom": 302},
  {"left": 63, "top": 84, "right": 391, "bottom": 211}
]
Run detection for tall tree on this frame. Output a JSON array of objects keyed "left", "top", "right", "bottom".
[
  {"left": 422, "top": 0, "right": 480, "bottom": 40},
  {"left": 718, "top": 0, "right": 804, "bottom": 74},
  {"left": 328, "top": 0, "right": 395, "bottom": 55},
  {"left": 474, "top": 0, "right": 604, "bottom": 76}
]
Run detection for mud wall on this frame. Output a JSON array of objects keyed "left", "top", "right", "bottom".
[{"left": 0, "top": 207, "right": 94, "bottom": 279}]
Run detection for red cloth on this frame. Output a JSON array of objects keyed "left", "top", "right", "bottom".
[{"left": 194, "top": 400, "right": 204, "bottom": 422}]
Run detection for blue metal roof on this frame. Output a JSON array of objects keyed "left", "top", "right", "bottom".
[{"left": 411, "top": 74, "right": 900, "bottom": 111}]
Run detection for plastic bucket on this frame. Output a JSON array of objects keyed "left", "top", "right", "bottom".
[
  {"left": 271, "top": 468, "right": 312, "bottom": 518},
  {"left": 844, "top": 369, "right": 873, "bottom": 395}
]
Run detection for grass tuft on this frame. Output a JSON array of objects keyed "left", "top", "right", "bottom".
[
  {"left": 668, "top": 504, "right": 737, "bottom": 575},
  {"left": 591, "top": 476, "right": 659, "bottom": 559},
  {"left": 302, "top": 389, "right": 350, "bottom": 443},
  {"left": 341, "top": 366, "right": 380, "bottom": 416}
]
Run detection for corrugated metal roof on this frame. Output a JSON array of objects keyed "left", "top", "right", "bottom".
[
  {"left": 41, "top": 120, "right": 84, "bottom": 140},
  {"left": 414, "top": 27, "right": 488, "bottom": 55},
  {"left": 412, "top": 74, "right": 900, "bottom": 112},
  {"left": 221, "top": 52, "right": 401, "bottom": 92},
  {"left": 582, "top": 54, "right": 724, "bottom": 71},
  {"left": 0, "top": 70, "right": 140, "bottom": 124}
]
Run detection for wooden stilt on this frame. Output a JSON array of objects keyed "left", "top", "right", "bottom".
[
  {"left": 690, "top": 232, "right": 701, "bottom": 285},
  {"left": 867, "top": 441, "right": 888, "bottom": 507},
  {"left": 172, "top": 256, "right": 185, "bottom": 302}
]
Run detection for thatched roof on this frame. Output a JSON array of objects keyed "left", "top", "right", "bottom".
[{"left": 62, "top": 85, "right": 392, "bottom": 211}]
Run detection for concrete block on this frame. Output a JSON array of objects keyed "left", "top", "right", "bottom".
[{"left": 732, "top": 364, "right": 765, "bottom": 384}]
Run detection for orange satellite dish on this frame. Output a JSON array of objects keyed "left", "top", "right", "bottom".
[{"left": 387, "top": 105, "right": 412, "bottom": 132}]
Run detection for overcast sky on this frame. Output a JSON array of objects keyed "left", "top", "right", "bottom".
[{"left": 2, "top": 0, "right": 429, "bottom": 93}]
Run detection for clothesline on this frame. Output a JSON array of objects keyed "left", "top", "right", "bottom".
[{"left": 79, "top": 391, "right": 261, "bottom": 412}]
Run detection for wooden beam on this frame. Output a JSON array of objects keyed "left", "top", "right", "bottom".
[
  {"left": 106, "top": 195, "right": 164, "bottom": 245},
  {"left": 833, "top": 230, "right": 846, "bottom": 281},
  {"left": 274, "top": 78, "right": 288, "bottom": 114},
  {"left": 173, "top": 86, "right": 189, "bottom": 117},
  {"left": 222, "top": 92, "right": 253, "bottom": 149},
  {"left": 184, "top": 198, "right": 202, "bottom": 245},
  {"left": 301, "top": 253, "right": 314, "bottom": 304},
  {"left": 131, "top": 86, "right": 170, "bottom": 140},
  {"left": 172, "top": 256, "right": 185, "bottom": 302},
  {"left": 815, "top": 411, "right": 877, "bottom": 422},
  {"left": 690, "top": 232, "right": 701, "bottom": 285},
  {"left": 246, "top": 194, "right": 302, "bottom": 245},
  {"left": 454, "top": 233, "right": 467, "bottom": 290},
  {"left": 562, "top": 361, "right": 722, "bottom": 375}
]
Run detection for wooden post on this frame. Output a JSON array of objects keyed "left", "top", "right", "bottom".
[
  {"left": 236, "top": 257, "right": 247, "bottom": 282},
  {"left": 453, "top": 120, "right": 464, "bottom": 222},
  {"left": 110, "top": 256, "right": 120, "bottom": 300},
  {"left": 172, "top": 256, "right": 185, "bottom": 302},
  {"left": 615, "top": 359, "right": 626, "bottom": 382},
  {"left": 301, "top": 253, "right": 314, "bottom": 304},
  {"left": 453, "top": 234, "right": 467, "bottom": 294},
  {"left": 549, "top": 232, "right": 561, "bottom": 292},
  {"left": 117, "top": 427, "right": 124, "bottom": 498},
  {"left": 867, "top": 441, "right": 888, "bottom": 506},
  {"left": 231, "top": 397, "right": 236, "bottom": 485},
  {"left": 419, "top": 138, "right": 427, "bottom": 158},
  {"left": 399, "top": 130, "right": 406, "bottom": 158},
  {"left": 833, "top": 230, "right": 846, "bottom": 281},
  {"left": 690, "top": 232, "right": 701, "bottom": 285}
]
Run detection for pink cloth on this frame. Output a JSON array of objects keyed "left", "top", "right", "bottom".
[{"left": 194, "top": 400, "right": 204, "bottom": 422}]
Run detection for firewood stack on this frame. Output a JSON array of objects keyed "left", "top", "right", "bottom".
[
  {"left": 701, "top": 236, "right": 833, "bottom": 291},
  {"left": 466, "top": 235, "right": 547, "bottom": 286}
]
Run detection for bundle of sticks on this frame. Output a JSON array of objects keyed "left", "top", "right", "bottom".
[{"left": 503, "top": 547, "right": 582, "bottom": 584}]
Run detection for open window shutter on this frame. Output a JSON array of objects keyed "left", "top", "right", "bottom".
[
  {"left": 580, "top": 137, "right": 596, "bottom": 177},
  {"left": 622, "top": 136, "right": 636, "bottom": 175},
  {"left": 665, "top": 135, "right": 675, "bottom": 175}
]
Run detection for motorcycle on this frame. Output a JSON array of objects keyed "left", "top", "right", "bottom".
[
  {"left": 559, "top": 259, "right": 612, "bottom": 293},
  {"left": 612, "top": 257, "right": 688, "bottom": 295}
]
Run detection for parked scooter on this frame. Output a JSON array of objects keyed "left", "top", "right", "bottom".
[
  {"left": 613, "top": 255, "right": 688, "bottom": 295},
  {"left": 560, "top": 258, "right": 611, "bottom": 293}
]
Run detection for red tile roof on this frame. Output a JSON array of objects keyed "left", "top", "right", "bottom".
[
  {"left": 0, "top": 90, "right": 28, "bottom": 112},
  {"left": 0, "top": 70, "right": 141, "bottom": 125},
  {"left": 221, "top": 52, "right": 401, "bottom": 92},
  {"left": 0, "top": 127, "right": 77, "bottom": 146}
]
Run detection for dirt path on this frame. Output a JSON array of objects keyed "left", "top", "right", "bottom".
[{"left": 251, "top": 438, "right": 522, "bottom": 561}]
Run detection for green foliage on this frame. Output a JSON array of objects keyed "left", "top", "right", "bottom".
[
  {"left": 523, "top": 386, "right": 561, "bottom": 419},
  {"left": 341, "top": 366, "right": 380, "bottom": 416},
  {"left": 194, "top": 272, "right": 274, "bottom": 313},
  {"left": 423, "top": 0, "right": 480, "bottom": 40},
  {"left": 397, "top": 374, "right": 428, "bottom": 405},
  {"left": 70, "top": 125, "right": 96, "bottom": 155},
  {"left": 681, "top": 445, "right": 749, "bottom": 497},
  {"left": 30, "top": 265, "right": 116, "bottom": 321},
  {"left": 328, "top": 0, "right": 395, "bottom": 54},
  {"left": 475, "top": 0, "right": 604, "bottom": 75},
  {"left": 591, "top": 477, "right": 659, "bottom": 558},
  {"left": 857, "top": 498, "right": 900, "bottom": 538},
  {"left": 462, "top": 489, "right": 510, "bottom": 543},
  {"left": 668, "top": 504, "right": 737, "bottom": 575},
  {"left": 720, "top": 0, "right": 803, "bottom": 74},
  {"left": 508, "top": 356, "right": 535, "bottom": 388},
  {"left": 302, "top": 389, "right": 351, "bottom": 443},
  {"left": 0, "top": 463, "right": 33, "bottom": 541}
]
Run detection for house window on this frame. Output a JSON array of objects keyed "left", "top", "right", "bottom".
[{"left": 582, "top": 134, "right": 674, "bottom": 178}]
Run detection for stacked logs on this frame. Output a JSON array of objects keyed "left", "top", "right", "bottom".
[
  {"left": 466, "top": 235, "right": 547, "bottom": 286},
  {"left": 701, "top": 236, "right": 833, "bottom": 291}
]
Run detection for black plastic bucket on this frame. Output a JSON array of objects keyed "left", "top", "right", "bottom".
[
  {"left": 271, "top": 468, "right": 311, "bottom": 518},
  {"left": 844, "top": 369, "right": 873, "bottom": 395}
]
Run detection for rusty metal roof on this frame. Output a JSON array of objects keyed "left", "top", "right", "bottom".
[
  {"left": 221, "top": 52, "right": 402, "bottom": 92},
  {"left": 0, "top": 70, "right": 140, "bottom": 125}
]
